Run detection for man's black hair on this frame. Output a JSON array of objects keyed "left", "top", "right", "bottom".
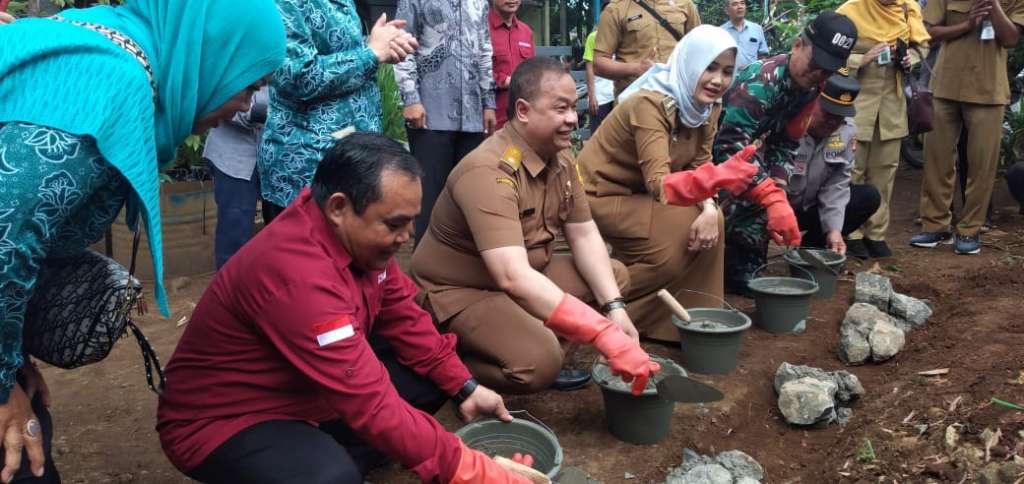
[
  {"left": 506, "top": 56, "right": 571, "bottom": 122},
  {"left": 311, "top": 132, "right": 423, "bottom": 214}
]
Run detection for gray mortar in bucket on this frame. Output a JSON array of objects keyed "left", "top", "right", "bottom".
[
  {"left": 455, "top": 416, "right": 563, "bottom": 479},
  {"left": 783, "top": 249, "right": 846, "bottom": 299},
  {"left": 593, "top": 356, "right": 685, "bottom": 445},
  {"left": 673, "top": 308, "right": 751, "bottom": 374},
  {"left": 748, "top": 276, "right": 818, "bottom": 334}
]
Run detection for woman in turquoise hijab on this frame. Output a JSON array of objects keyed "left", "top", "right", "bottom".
[{"left": 0, "top": 1, "right": 284, "bottom": 480}]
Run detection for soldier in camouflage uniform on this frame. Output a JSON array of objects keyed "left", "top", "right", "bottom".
[{"left": 713, "top": 11, "right": 858, "bottom": 294}]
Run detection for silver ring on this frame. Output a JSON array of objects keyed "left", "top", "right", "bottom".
[{"left": 24, "top": 419, "right": 40, "bottom": 439}]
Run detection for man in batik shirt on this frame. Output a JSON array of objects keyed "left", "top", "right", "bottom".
[{"left": 394, "top": 0, "right": 497, "bottom": 242}]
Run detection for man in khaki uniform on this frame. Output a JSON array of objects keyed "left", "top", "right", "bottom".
[
  {"left": 911, "top": 0, "right": 1024, "bottom": 254},
  {"left": 412, "top": 57, "right": 659, "bottom": 395},
  {"left": 593, "top": 0, "right": 702, "bottom": 97}
]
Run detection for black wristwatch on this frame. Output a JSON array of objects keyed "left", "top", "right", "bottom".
[
  {"left": 600, "top": 297, "right": 627, "bottom": 316},
  {"left": 452, "top": 378, "right": 479, "bottom": 405}
]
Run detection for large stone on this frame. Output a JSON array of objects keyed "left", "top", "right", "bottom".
[
  {"left": 774, "top": 363, "right": 864, "bottom": 404},
  {"left": 778, "top": 377, "right": 837, "bottom": 425},
  {"left": 715, "top": 450, "right": 764, "bottom": 481},
  {"left": 890, "top": 293, "right": 933, "bottom": 329},
  {"left": 854, "top": 272, "right": 893, "bottom": 312},
  {"left": 677, "top": 448, "right": 714, "bottom": 474},
  {"left": 832, "top": 370, "right": 866, "bottom": 403},
  {"left": 665, "top": 464, "right": 733, "bottom": 484},
  {"left": 839, "top": 303, "right": 894, "bottom": 365},
  {"left": 868, "top": 319, "right": 906, "bottom": 362}
]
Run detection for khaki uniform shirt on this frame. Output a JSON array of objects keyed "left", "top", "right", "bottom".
[
  {"left": 578, "top": 90, "right": 719, "bottom": 238},
  {"left": 594, "top": 0, "right": 702, "bottom": 97},
  {"left": 924, "top": 0, "right": 1024, "bottom": 105},
  {"left": 411, "top": 124, "right": 591, "bottom": 321},
  {"left": 847, "top": 37, "right": 926, "bottom": 141}
]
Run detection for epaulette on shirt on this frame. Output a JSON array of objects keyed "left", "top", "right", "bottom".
[
  {"left": 661, "top": 96, "right": 677, "bottom": 117},
  {"left": 498, "top": 144, "right": 522, "bottom": 176}
]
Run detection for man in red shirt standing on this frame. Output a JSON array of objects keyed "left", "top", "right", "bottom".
[
  {"left": 157, "top": 133, "right": 532, "bottom": 484},
  {"left": 490, "top": 0, "right": 535, "bottom": 130}
]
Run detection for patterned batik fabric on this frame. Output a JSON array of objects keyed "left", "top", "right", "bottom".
[
  {"left": 394, "top": 0, "right": 496, "bottom": 133},
  {"left": 721, "top": 194, "right": 769, "bottom": 291},
  {"left": 257, "top": 0, "right": 382, "bottom": 208},
  {"left": 713, "top": 54, "right": 820, "bottom": 186},
  {"left": 0, "top": 122, "right": 129, "bottom": 401}
]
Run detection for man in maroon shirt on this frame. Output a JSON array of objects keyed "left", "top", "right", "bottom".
[
  {"left": 490, "top": 0, "right": 535, "bottom": 130},
  {"left": 157, "top": 133, "right": 532, "bottom": 484}
]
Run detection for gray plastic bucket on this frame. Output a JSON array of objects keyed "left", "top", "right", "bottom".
[
  {"left": 593, "top": 356, "right": 686, "bottom": 445},
  {"left": 673, "top": 308, "right": 752, "bottom": 374},
  {"left": 455, "top": 412, "right": 563, "bottom": 479},
  {"left": 783, "top": 249, "right": 846, "bottom": 299}
]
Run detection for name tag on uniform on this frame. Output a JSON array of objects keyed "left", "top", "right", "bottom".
[
  {"left": 627, "top": 13, "right": 643, "bottom": 22},
  {"left": 518, "top": 41, "right": 532, "bottom": 48},
  {"left": 314, "top": 317, "right": 355, "bottom": 347}
]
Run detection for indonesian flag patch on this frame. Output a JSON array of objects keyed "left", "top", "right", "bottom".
[{"left": 313, "top": 316, "right": 355, "bottom": 347}]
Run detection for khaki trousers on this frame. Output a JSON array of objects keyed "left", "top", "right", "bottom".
[
  {"left": 920, "top": 98, "right": 1004, "bottom": 236},
  {"left": 590, "top": 194, "right": 725, "bottom": 343},
  {"left": 446, "top": 255, "right": 630, "bottom": 395},
  {"left": 849, "top": 119, "right": 902, "bottom": 241}
]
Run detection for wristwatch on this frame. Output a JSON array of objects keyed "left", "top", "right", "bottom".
[{"left": 452, "top": 378, "right": 479, "bottom": 405}]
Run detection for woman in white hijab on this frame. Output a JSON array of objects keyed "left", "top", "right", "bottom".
[{"left": 577, "top": 25, "right": 759, "bottom": 342}]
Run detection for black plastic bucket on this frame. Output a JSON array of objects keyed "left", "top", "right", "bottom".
[
  {"left": 783, "top": 249, "right": 845, "bottom": 299},
  {"left": 592, "top": 356, "right": 686, "bottom": 445},
  {"left": 748, "top": 262, "right": 818, "bottom": 334}
]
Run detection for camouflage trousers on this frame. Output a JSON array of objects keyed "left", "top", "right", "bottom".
[{"left": 721, "top": 193, "right": 769, "bottom": 294}]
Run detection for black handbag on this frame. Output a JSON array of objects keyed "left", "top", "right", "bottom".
[
  {"left": 23, "top": 231, "right": 165, "bottom": 393},
  {"left": 901, "top": 5, "right": 934, "bottom": 135}
]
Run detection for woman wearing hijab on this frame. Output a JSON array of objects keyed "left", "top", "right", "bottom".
[
  {"left": 0, "top": 1, "right": 285, "bottom": 480},
  {"left": 577, "top": 25, "right": 758, "bottom": 342},
  {"left": 837, "top": 0, "right": 930, "bottom": 258}
]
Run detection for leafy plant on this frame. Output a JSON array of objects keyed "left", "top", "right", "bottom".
[
  {"left": 855, "top": 438, "right": 876, "bottom": 463},
  {"left": 377, "top": 64, "right": 408, "bottom": 146}
]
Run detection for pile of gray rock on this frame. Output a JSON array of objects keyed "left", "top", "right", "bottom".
[
  {"left": 774, "top": 362, "right": 865, "bottom": 427},
  {"left": 839, "top": 273, "right": 933, "bottom": 364},
  {"left": 664, "top": 449, "right": 764, "bottom": 484}
]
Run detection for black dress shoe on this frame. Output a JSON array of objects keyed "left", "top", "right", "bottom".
[
  {"left": 550, "top": 368, "right": 592, "bottom": 391},
  {"left": 864, "top": 239, "right": 892, "bottom": 258},
  {"left": 845, "top": 238, "right": 870, "bottom": 259}
]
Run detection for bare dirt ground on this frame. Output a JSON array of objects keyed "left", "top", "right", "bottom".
[{"left": 42, "top": 165, "right": 1024, "bottom": 483}]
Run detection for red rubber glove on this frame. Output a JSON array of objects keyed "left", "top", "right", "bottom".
[
  {"left": 544, "top": 294, "right": 660, "bottom": 395},
  {"left": 450, "top": 442, "right": 532, "bottom": 484},
  {"left": 662, "top": 145, "right": 759, "bottom": 206},
  {"left": 745, "top": 178, "right": 802, "bottom": 246}
]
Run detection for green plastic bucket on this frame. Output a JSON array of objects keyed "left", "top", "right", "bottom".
[
  {"left": 673, "top": 308, "right": 752, "bottom": 374},
  {"left": 455, "top": 411, "right": 563, "bottom": 480},
  {"left": 593, "top": 356, "right": 686, "bottom": 445},
  {"left": 783, "top": 249, "right": 846, "bottom": 299}
]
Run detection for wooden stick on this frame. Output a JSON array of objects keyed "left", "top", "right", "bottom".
[
  {"left": 656, "top": 289, "right": 691, "bottom": 322},
  {"left": 494, "top": 456, "right": 551, "bottom": 484}
]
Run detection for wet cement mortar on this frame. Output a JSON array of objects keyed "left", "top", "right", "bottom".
[{"left": 37, "top": 164, "right": 1024, "bottom": 482}]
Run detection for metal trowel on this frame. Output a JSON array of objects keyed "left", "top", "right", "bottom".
[{"left": 655, "top": 374, "right": 724, "bottom": 403}]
